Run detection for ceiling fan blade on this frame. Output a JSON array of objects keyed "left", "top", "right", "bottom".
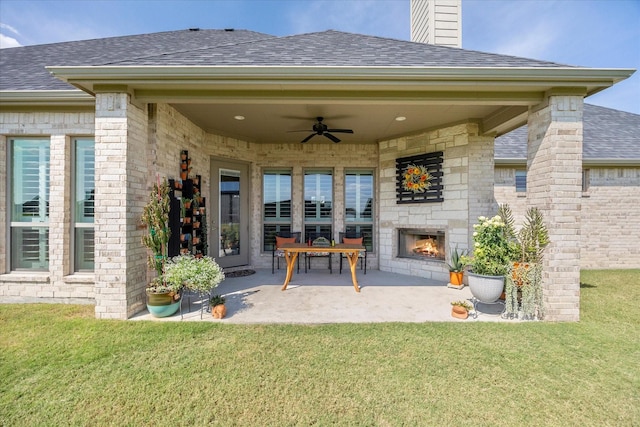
[
  {"left": 326, "top": 129, "right": 354, "bottom": 134},
  {"left": 301, "top": 133, "right": 315, "bottom": 143},
  {"left": 324, "top": 133, "right": 341, "bottom": 143}
]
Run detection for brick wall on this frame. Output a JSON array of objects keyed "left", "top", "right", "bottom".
[
  {"left": 0, "top": 110, "right": 95, "bottom": 302},
  {"left": 94, "top": 93, "right": 149, "bottom": 319},
  {"left": 497, "top": 165, "right": 640, "bottom": 269},
  {"left": 527, "top": 95, "right": 583, "bottom": 321}
]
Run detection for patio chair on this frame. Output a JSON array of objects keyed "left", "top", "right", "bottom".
[
  {"left": 272, "top": 231, "right": 301, "bottom": 274},
  {"left": 338, "top": 232, "right": 367, "bottom": 275},
  {"left": 305, "top": 232, "right": 333, "bottom": 273}
]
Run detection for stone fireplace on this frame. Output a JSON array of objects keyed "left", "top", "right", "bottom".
[{"left": 398, "top": 228, "right": 446, "bottom": 261}]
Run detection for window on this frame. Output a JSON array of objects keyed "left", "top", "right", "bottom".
[
  {"left": 582, "top": 169, "right": 590, "bottom": 192},
  {"left": 304, "top": 170, "right": 333, "bottom": 241},
  {"left": 73, "top": 138, "right": 95, "bottom": 271},
  {"left": 263, "top": 169, "right": 292, "bottom": 251},
  {"left": 10, "top": 138, "right": 50, "bottom": 270},
  {"left": 344, "top": 170, "right": 374, "bottom": 251},
  {"left": 515, "top": 170, "right": 527, "bottom": 193}
]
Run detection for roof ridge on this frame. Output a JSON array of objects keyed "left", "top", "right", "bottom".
[{"left": 98, "top": 33, "right": 277, "bottom": 66}]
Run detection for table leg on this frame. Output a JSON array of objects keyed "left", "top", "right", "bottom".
[
  {"left": 281, "top": 251, "right": 299, "bottom": 291},
  {"left": 346, "top": 251, "right": 361, "bottom": 293}
]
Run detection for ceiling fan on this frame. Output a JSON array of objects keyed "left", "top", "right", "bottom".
[{"left": 290, "top": 117, "right": 354, "bottom": 143}]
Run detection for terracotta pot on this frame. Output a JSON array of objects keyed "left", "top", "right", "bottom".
[
  {"left": 512, "top": 262, "right": 532, "bottom": 288},
  {"left": 449, "top": 271, "right": 464, "bottom": 287},
  {"left": 212, "top": 304, "right": 226, "bottom": 319},
  {"left": 180, "top": 171, "right": 187, "bottom": 180},
  {"left": 184, "top": 217, "right": 191, "bottom": 224},
  {"left": 451, "top": 305, "right": 468, "bottom": 319},
  {"left": 184, "top": 201, "right": 191, "bottom": 209}
]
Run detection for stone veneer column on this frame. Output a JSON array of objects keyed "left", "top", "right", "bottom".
[
  {"left": 527, "top": 94, "right": 583, "bottom": 321},
  {"left": 94, "top": 92, "right": 149, "bottom": 319},
  {"left": 467, "top": 128, "right": 496, "bottom": 247}
]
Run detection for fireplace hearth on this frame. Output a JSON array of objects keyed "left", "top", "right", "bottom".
[{"left": 398, "top": 228, "right": 446, "bottom": 261}]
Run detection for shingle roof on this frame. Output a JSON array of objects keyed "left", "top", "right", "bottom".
[
  {"left": 1, "top": 29, "right": 573, "bottom": 91},
  {"left": 495, "top": 104, "right": 640, "bottom": 160},
  {"left": 109, "top": 30, "right": 572, "bottom": 67},
  {"left": 0, "top": 29, "right": 275, "bottom": 91}
]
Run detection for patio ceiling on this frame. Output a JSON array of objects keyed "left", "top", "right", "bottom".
[{"left": 41, "top": 65, "right": 635, "bottom": 143}]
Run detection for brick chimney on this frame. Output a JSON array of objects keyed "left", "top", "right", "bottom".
[{"left": 411, "top": 0, "right": 462, "bottom": 48}]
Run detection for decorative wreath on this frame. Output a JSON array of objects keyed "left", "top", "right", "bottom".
[{"left": 402, "top": 164, "right": 432, "bottom": 193}]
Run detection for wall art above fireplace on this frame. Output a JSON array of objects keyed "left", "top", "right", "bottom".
[{"left": 395, "top": 151, "right": 443, "bottom": 204}]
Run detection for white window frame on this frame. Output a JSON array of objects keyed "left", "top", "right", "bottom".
[
  {"left": 72, "top": 138, "right": 95, "bottom": 272},
  {"left": 8, "top": 138, "right": 50, "bottom": 271}
]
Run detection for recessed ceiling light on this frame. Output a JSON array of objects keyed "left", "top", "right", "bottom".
[
  {"left": 234, "top": 115, "right": 245, "bottom": 121},
  {"left": 395, "top": 116, "right": 407, "bottom": 122}
]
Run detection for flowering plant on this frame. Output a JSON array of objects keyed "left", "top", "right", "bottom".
[
  {"left": 464, "top": 215, "right": 518, "bottom": 276},
  {"left": 402, "top": 164, "right": 432, "bottom": 193},
  {"left": 163, "top": 254, "right": 225, "bottom": 294}
]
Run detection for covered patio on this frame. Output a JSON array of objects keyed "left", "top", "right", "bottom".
[{"left": 131, "top": 269, "right": 506, "bottom": 323}]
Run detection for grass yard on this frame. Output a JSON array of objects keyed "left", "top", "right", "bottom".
[{"left": 1, "top": 270, "right": 639, "bottom": 426}]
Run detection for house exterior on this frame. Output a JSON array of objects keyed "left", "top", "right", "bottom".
[
  {"left": 0, "top": 27, "right": 634, "bottom": 321},
  {"left": 495, "top": 104, "right": 640, "bottom": 269}
]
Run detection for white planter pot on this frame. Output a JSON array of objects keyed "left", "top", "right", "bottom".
[{"left": 467, "top": 272, "right": 504, "bottom": 303}]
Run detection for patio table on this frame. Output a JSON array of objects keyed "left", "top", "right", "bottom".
[{"left": 277, "top": 243, "right": 366, "bottom": 292}]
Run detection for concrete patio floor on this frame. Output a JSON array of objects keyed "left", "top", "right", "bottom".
[{"left": 131, "top": 268, "right": 508, "bottom": 323}]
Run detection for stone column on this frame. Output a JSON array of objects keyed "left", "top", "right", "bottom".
[
  {"left": 527, "top": 94, "right": 583, "bottom": 321},
  {"left": 467, "top": 125, "right": 496, "bottom": 246},
  {"left": 94, "top": 91, "right": 149, "bottom": 319}
]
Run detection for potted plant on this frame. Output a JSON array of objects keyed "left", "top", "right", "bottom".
[
  {"left": 141, "top": 179, "right": 182, "bottom": 317},
  {"left": 502, "top": 205, "right": 550, "bottom": 320},
  {"left": 447, "top": 246, "right": 467, "bottom": 288},
  {"left": 463, "top": 214, "right": 518, "bottom": 303},
  {"left": 451, "top": 300, "right": 473, "bottom": 319},
  {"left": 210, "top": 294, "right": 227, "bottom": 319},
  {"left": 164, "top": 254, "right": 225, "bottom": 296}
]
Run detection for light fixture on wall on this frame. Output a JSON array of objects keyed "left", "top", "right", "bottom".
[
  {"left": 234, "top": 115, "right": 245, "bottom": 121},
  {"left": 395, "top": 116, "right": 407, "bottom": 122}
]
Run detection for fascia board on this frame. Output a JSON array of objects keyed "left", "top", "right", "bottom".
[
  {"left": 496, "top": 158, "right": 640, "bottom": 167},
  {"left": 0, "top": 90, "right": 94, "bottom": 106},
  {"left": 46, "top": 65, "right": 635, "bottom": 88}
]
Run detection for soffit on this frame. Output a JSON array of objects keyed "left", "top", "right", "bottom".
[{"left": 37, "top": 65, "right": 636, "bottom": 142}]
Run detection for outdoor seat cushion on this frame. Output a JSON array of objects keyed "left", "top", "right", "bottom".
[
  {"left": 341, "top": 237, "right": 365, "bottom": 258},
  {"left": 275, "top": 236, "right": 297, "bottom": 247},
  {"left": 274, "top": 236, "right": 297, "bottom": 257},
  {"left": 307, "top": 236, "right": 330, "bottom": 256},
  {"left": 342, "top": 237, "right": 363, "bottom": 245}
]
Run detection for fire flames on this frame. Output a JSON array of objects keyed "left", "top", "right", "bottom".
[{"left": 412, "top": 238, "right": 440, "bottom": 258}]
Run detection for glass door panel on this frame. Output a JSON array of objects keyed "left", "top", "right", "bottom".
[{"left": 210, "top": 159, "right": 249, "bottom": 268}]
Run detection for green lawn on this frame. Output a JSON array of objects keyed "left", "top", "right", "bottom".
[{"left": 1, "top": 270, "right": 638, "bottom": 426}]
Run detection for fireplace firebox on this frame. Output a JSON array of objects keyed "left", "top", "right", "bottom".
[{"left": 398, "top": 228, "right": 446, "bottom": 261}]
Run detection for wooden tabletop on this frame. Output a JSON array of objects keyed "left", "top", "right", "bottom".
[{"left": 277, "top": 243, "right": 365, "bottom": 253}]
